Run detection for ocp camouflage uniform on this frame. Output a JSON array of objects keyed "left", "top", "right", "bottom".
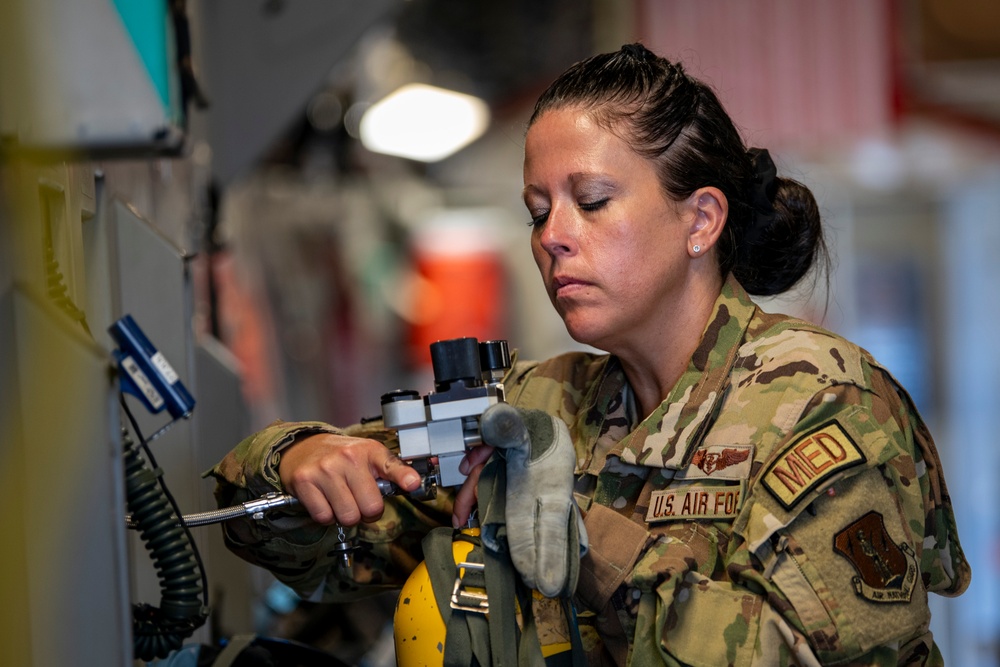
[{"left": 208, "top": 275, "right": 970, "bottom": 665}]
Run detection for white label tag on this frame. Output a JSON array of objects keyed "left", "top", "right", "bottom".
[
  {"left": 150, "top": 351, "right": 179, "bottom": 385},
  {"left": 123, "top": 356, "right": 165, "bottom": 409}
]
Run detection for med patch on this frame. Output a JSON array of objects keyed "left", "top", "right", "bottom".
[
  {"left": 761, "top": 421, "right": 865, "bottom": 510},
  {"left": 833, "top": 511, "right": 917, "bottom": 603}
]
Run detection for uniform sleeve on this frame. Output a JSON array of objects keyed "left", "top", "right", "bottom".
[
  {"left": 625, "top": 379, "right": 969, "bottom": 666},
  {"left": 206, "top": 418, "right": 341, "bottom": 504},
  {"left": 204, "top": 418, "right": 454, "bottom": 601}
]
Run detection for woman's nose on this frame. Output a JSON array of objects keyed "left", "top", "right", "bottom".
[{"left": 537, "top": 204, "right": 577, "bottom": 257}]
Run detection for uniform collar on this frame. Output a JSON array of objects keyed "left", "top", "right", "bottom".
[{"left": 603, "top": 275, "right": 757, "bottom": 469}]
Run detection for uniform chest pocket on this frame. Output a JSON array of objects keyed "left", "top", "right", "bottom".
[
  {"left": 628, "top": 520, "right": 722, "bottom": 593},
  {"left": 627, "top": 525, "right": 761, "bottom": 667},
  {"left": 632, "top": 479, "right": 745, "bottom": 591}
]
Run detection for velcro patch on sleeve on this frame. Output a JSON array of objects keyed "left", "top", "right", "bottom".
[
  {"left": 761, "top": 421, "right": 866, "bottom": 510},
  {"left": 833, "top": 511, "right": 917, "bottom": 603}
]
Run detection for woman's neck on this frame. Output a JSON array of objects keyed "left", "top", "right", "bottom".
[{"left": 615, "top": 273, "right": 723, "bottom": 419}]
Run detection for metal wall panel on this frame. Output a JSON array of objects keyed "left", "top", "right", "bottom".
[
  {"left": 111, "top": 198, "right": 209, "bottom": 643},
  {"left": 9, "top": 288, "right": 131, "bottom": 666}
]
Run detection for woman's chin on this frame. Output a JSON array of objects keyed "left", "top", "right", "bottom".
[{"left": 562, "top": 320, "right": 612, "bottom": 351}]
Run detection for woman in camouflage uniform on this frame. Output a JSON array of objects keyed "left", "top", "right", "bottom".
[{"left": 211, "top": 44, "right": 970, "bottom": 665}]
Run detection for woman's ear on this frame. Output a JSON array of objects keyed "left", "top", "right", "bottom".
[{"left": 687, "top": 187, "right": 727, "bottom": 258}]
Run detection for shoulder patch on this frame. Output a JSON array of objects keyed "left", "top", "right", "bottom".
[
  {"left": 833, "top": 511, "right": 918, "bottom": 603},
  {"left": 761, "top": 421, "right": 865, "bottom": 510}
]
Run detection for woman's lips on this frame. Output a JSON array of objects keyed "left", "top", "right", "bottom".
[{"left": 553, "top": 275, "right": 591, "bottom": 297}]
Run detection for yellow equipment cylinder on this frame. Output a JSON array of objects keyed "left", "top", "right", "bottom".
[
  {"left": 392, "top": 526, "right": 573, "bottom": 664},
  {"left": 393, "top": 527, "right": 480, "bottom": 667}
]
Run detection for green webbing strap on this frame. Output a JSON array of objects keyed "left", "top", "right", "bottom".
[
  {"left": 481, "top": 528, "right": 524, "bottom": 667},
  {"left": 479, "top": 452, "right": 587, "bottom": 667},
  {"left": 421, "top": 527, "right": 489, "bottom": 667},
  {"left": 420, "top": 453, "right": 587, "bottom": 667},
  {"left": 562, "top": 596, "right": 587, "bottom": 666},
  {"left": 456, "top": 545, "right": 492, "bottom": 666},
  {"left": 514, "top": 584, "right": 547, "bottom": 667},
  {"left": 477, "top": 457, "right": 525, "bottom": 667}
]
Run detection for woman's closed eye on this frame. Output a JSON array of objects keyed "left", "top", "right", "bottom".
[
  {"left": 579, "top": 198, "right": 609, "bottom": 213},
  {"left": 526, "top": 197, "right": 609, "bottom": 227},
  {"left": 527, "top": 210, "right": 549, "bottom": 228}
]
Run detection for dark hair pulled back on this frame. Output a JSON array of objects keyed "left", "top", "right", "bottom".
[{"left": 529, "top": 43, "right": 827, "bottom": 296}]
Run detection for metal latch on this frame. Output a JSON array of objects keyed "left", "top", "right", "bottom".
[{"left": 450, "top": 561, "right": 489, "bottom": 613}]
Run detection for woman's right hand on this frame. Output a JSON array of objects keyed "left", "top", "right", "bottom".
[{"left": 278, "top": 433, "right": 422, "bottom": 526}]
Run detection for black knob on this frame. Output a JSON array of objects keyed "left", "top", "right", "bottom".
[
  {"left": 430, "top": 338, "right": 481, "bottom": 387},
  {"left": 479, "top": 340, "right": 511, "bottom": 372}
]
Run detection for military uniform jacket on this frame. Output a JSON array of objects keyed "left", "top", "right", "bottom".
[{"left": 209, "top": 276, "right": 970, "bottom": 666}]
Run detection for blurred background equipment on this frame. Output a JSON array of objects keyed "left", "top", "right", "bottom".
[
  {"left": 2, "top": 0, "right": 1000, "bottom": 665},
  {"left": 0, "top": 0, "right": 188, "bottom": 154}
]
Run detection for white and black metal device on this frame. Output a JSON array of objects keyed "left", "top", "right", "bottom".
[{"left": 380, "top": 337, "right": 511, "bottom": 493}]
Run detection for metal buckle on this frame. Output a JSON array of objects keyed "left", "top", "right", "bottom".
[{"left": 450, "top": 561, "right": 489, "bottom": 613}]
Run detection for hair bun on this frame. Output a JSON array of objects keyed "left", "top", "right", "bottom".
[
  {"left": 744, "top": 148, "right": 778, "bottom": 245},
  {"left": 735, "top": 176, "right": 826, "bottom": 296}
]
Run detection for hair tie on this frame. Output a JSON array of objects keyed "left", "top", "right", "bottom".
[{"left": 745, "top": 147, "right": 777, "bottom": 244}]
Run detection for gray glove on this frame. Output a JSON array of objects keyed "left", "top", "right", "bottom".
[{"left": 480, "top": 403, "right": 587, "bottom": 598}]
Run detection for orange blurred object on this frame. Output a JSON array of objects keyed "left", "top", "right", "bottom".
[{"left": 405, "top": 247, "right": 507, "bottom": 368}]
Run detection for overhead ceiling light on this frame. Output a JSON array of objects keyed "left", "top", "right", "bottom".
[{"left": 359, "top": 83, "right": 490, "bottom": 162}]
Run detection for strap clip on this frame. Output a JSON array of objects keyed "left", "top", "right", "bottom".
[{"left": 450, "top": 561, "right": 489, "bottom": 613}]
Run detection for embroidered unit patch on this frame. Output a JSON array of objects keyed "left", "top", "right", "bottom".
[
  {"left": 677, "top": 444, "right": 753, "bottom": 480},
  {"left": 761, "top": 421, "right": 865, "bottom": 510},
  {"left": 833, "top": 511, "right": 917, "bottom": 603},
  {"left": 646, "top": 481, "right": 745, "bottom": 522}
]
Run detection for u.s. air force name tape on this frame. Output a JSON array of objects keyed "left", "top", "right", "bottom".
[
  {"left": 762, "top": 420, "right": 866, "bottom": 510},
  {"left": 646, "top": 480, "right": 746, "bottom": 522}
]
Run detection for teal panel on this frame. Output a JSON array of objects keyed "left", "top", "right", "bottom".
[{"left": 110, "top": 0, "right": 171, "bottom": 114}]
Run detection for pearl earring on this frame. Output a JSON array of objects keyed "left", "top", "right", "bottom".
[{"left": 692, "top": 244, "right": 701, "bottom": 254}]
